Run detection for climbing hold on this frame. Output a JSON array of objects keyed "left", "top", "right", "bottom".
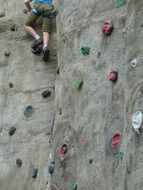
[
  {"left": 119, "top": 151, "right": 124, "bottom": 160},
  {"left": 131, "top": 58, "right": 137, "bottom": 67},
  {"left": 111, "top": 131, "right": 122, "bottom": 149},
  {"left": 57, "top": 107, "right": 62, "bottom": 115},
  {"left": 32, "top": 168, "right": 38, "bottom": 178},
  {"left": 102, "top": 21, "right": 114, "bottom": 36},
  {"left": 115, "top": 0, "right": 126, "bottom": 8},
  {"left": 23, "top": 8, "right": 29, "bottom": 14},
  {"left": 48, "top": 161, "right": 55, "bottom": 175},
  {"left": 97, "top": 52, "right": 101, "bottom": 58},
  {"left": 9, "top": 82, "right": 13, "bottom": 88},
  {"left": 60, "top": 144, "right": 68, "bottom": 158},
  {"left": 8, "top": 127, "right": 16, "bottom": 136},
  {"left": 71, "top": 181, "right": 78, "bottom": 190},
  {"left": 75, "top": 79, "right": 83, "bottom": 90},
  {"left": 89, "top": 158, "right": 93, "bottom": 164},
  {"left": 4, "top": 51, "right": 11, "bottom": 57},
  {"left": 81, "top": 47, "right": 90, "bottom": 56},
  {"left": 16, "top": 159, "right": 22, "bottom": 168},
  {"left": 51, "top": 184, "right": 58, "bottom": 190},
  {"left": 11, "top": 25, "right": 17, "bottom": 32},
  {"left": 107, "top": 71, "right": 118, "bottom": 82},
  {"left": 0, "top": 11, "right": 5, "bottom": 17},
  {"left": 132, "top": 110, "right": 143, "bottom": 134},
  {"left": 41, "top": 90, "right": 51, "bottom": 98},
  {"left": 24, "top": 105, "right": 34, "bottom": 118},
  {"left": 56, "top": 67, "right": 59, "bottom": 75}
]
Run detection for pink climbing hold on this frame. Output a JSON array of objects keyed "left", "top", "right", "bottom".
[
  {"left": 0, "top": 11, "right": 5, "bottom": 17},
  {"left": 102, "top": 21, "right": 114, "bottom": 35},
  {"left": 111, "top": 131, "right": 122, "bottom": 148},
  {"left": 107, "top": 71, "right": 118, "bottom": 82},
  {"left": 60, "top": 144, "right": 68, "bottom": 158}
]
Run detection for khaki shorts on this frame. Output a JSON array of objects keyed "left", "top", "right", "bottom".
[{"left": 25, "top": 3, "right": 54, "bottom": 33}]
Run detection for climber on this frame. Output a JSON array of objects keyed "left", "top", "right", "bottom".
[{"left": 24, "top": 0, "right": 54, "bottom": 61}]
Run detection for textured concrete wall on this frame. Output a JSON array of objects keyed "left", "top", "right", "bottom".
[
  {"left": 0, "top": 0, "right": 143, "bottom": 190},
  {"left": 0, "top": 0, "right": 57, "bottom": 189}
]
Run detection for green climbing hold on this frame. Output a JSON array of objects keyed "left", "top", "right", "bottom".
[
  {"left": 119, "top": 151, "right": 124, "bottom": 160},
  {"left": 57, "top": 107, "right": 62, "bottom": 115},
  {"left": 71, "top": 181, "right": 78, "bottom": 190},
  {"left": 81, "top": 47, "right": 90, "bottom": 56},
  {"left": 89, "top": 158, "right": 93, "bottom": 164},
  {"left": 115, "top": 0, "right": 126, "bottom": 8},
  {"left": 75, "top": 79, "right": 83, "bottom": 90}
]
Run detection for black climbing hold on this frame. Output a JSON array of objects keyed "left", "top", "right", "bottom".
[
  {"left": 75, "top": 79, "right": 83, "bottom": 90},
  {"left": 23, "top": 8, "right": 29, "bottom": 14},
  {"left": 24, "top": 105, "right": 34, "bottom": 118},
  {"left": 97, "top": 52, "right": 101, "bottom": 58},
  {"left": 57, "top": 67, "right": 59, "bottom": 75},
  {"left": 32, "top": 168, "right": 38, "bottom": 178},
  {"left": 4, "top": 51, "right": 11, "bottom": 57},
  {"left": 48, "top": 161, "right": 55, "bottom": 175},
  {"left": 11, "top": 25, "right": 17, "bottom": 32},
  {"left": 41, "top": 90, "right": 51, "bottom": 98},
  {"left": 8, "top": 127, "right": 16, "bottom": 136},
  {"left": 9, "top": 82, "right": 13, "bottom": 88},
  {"left": 81, "top": 47, "right": 90, "bottom": 56},
  {"left": 16, "top": 159, "right": 22, "bottom": 168}
]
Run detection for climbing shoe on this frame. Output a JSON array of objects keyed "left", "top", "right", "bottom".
[
  {"left": 42, "top": 47, "right": 50, "bottom": 62},
  {"left": 31, "top": 38, "right": 43, "bottom": 54}
]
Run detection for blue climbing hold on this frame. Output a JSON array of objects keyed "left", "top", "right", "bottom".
[
  {"left": 24, "top": 105, "right": 34, "bottom": 118},
  {"left": 48, "top": 161, "right": 55, "bottom": 175},
  {"left": 32, "top": 168, "right": 38, "bottom": 178}
]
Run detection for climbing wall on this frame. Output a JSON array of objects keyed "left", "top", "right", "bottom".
[
  {"left": 0, "top": 0, "right": 57, "bottom": 189},
  {"left": 50, "top": 0, "right": 143, "bottom": 190}
]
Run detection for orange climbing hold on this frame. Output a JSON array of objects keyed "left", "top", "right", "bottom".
[{"left": 102, "top": 21, "right": 114, "bottom": 36}]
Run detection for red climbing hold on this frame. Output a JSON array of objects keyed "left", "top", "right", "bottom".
[
  {"left": 107, "top": 71, "right": 118, "bottom": 82},
  {"left": 111, "top": 131, "right": 122, "bottom": 148},
  {"left": 102, "top": 21, "right": 114, "bottom": 35},
  {"left": 60, "top": 144, "right": 68, "bottom": 157}
]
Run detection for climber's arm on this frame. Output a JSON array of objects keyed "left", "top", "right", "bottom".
[{"left": 24, "top": 0, "right": 32, "bottom": 11}]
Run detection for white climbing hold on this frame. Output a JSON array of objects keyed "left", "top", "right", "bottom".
[
  {"left": 132, "top": 110, "right": 143, "bottom": 134},
  {"left": 131, "top": 58, "right": 137, "bottom": 67},
  {"left": 49, "top": 153, "right": 52, "bottom": 159}
]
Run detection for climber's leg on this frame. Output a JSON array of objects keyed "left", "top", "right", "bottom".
[
  {"left": 24, "top": 9, "right": 43, "bottom": 53},
  {"left": 41, "top": 17, "right": 52, "bottom": 61}
]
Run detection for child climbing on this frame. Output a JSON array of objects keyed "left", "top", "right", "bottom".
[{"left": 24, "top": 0, "right": 54, "bottom": 61}]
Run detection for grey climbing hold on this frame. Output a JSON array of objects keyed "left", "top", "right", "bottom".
[
  {"left": 9, "top": 82, "right": 13, "bottom": 88},
  {"left": 16, "top": 159, "right": 22, "bottom": 168},
  {"left": 4, "top": 51, "right": 11, "bottom": 57},
  {"left": 32, "top": 168, "right": 38, "bottom": 178},
  {"left": 8, "top": 127, "right": 16, "bottom": 136},
  {"left": 48, "top": 161, "right": 55, "bottom": 175},
  {"left": 41, "top": 90, "right": 51, "bottom": 98},
  {"left": 132, "top": 110, "right": 143, "bottom": 134},
  {"left": 24, "top": 105, "right": 34, "bottom": 118}
]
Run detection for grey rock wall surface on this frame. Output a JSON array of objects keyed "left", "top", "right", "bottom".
[{"left": 0, "top": 0, "right": 143, "bottom": 190}]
